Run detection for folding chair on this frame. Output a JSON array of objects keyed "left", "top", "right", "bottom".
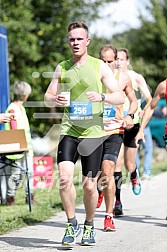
[{"left": 0, "top": 129, "right": 32, "bottom": 211}]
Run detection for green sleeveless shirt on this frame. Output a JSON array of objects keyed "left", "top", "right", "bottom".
[{"left": 60, "top": 56, "right": 105, "bottom": 138}]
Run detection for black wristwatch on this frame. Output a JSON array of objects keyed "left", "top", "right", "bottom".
[
  {"left": 101, "top": 93, "right": 105, "bottom": 102},
  {"left": 127, "top": 113, "right": 134, "bottom": 119}
]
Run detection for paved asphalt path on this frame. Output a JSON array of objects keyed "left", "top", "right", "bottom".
[{"left": 0, "top": 172, "right": 167, "bottom": 252}]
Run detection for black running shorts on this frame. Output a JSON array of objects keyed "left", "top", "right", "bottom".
[
  {"left": 124, "top": 123, "right": 140, "bottom": 148},
  {"left": 102, "top": 134, "right": 123, "bottom": 164},
  {"left": 57, "top": 135, "right": 103, "bottom": 178}
]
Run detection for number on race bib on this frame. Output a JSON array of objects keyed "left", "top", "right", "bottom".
[
  {"left": 74, "top": 107, "right": 87, "bottom": 115},
  {"left": 70, "top": 101, "right": 93, "bottom": 120}
]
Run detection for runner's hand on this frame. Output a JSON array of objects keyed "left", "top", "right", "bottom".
[
  {"left": 86, "top": 92, "right": 102, "bottom": 102},
  {"left": 135, "top": 130, "right": 145, "bottom": 147},
  {"left": 124, "top": 115, "right": 134, "bottom": 129},
  {"left": 55, "top": 94, "right": 69, "bottom": 106}
]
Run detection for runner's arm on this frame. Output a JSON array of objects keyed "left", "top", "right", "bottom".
[
  {"left": 136, "top": 73, "right": 152, "bottom": 109},
  {"left": 124, "top": 80, "right": 138, "bottom": 128},
  {"left": 135, "top": 80, "right": 166, "bottom": 145},
  {"left": 100, "top": 61, "right": 125, "bottom": 105},
  {"left": 44, "top": 64, "right": 62, "bottom": 107}
]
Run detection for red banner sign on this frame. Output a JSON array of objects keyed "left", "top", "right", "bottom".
[{"left": 33, "top": 156, "right": 54, "bottom": 189}]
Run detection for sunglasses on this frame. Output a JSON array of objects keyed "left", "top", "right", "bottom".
[{"left": 102, "top": 60, "right": 113, "bottom": 63}]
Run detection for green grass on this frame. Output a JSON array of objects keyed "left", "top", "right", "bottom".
[{"left": 0, "top": 160, "right": 167, "bottom": 235}]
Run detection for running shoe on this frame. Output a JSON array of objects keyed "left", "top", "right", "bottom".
[
  {"left": 62, "top": 222, "right": 81, "bottom": 245},
  {"left": 81, "top": 225, "right": 96, "bottom": 246},
  {"left": 96, "top": 191, "right": 103, "bottom": 208},
  {"left": 104, "top": 215, "right": 116, "bottom": 231},
  {"left": 113, "top": 200, "right": 123, "bottom": 216},
  {"left": 131, "top": 174, "right": 141, "bottom": 195}
]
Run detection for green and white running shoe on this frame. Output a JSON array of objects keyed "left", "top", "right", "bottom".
[
  {"left": 62, "top": 222, "right": 81, "bottom": 245},
  {"left": 81, "top": 225, "right": 96, "bottom": 246}
]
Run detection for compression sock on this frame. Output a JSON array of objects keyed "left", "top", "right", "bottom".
[
  {"left": 130, "top": 167, "right": 137, "bottom": 179},
  {"left": 114, "top": 171, "right": 122, "bottom": 202}
]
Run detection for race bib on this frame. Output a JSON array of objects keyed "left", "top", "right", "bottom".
[
  {"left": 103, "top": 105, "right": 116, "bottom": 119},
  {"left": 69, "top": 101, "right": 93, "bottom": 120}
]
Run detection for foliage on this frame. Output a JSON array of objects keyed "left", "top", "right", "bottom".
[
  {"left": 112, "top": 0, "right": 167, "bottom": 91},
  {"left": 94, "top": 0, "right": 166, "bottom": 93}
]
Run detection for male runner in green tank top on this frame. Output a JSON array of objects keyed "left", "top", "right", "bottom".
[{"left": 44, "top": 21, "right": 128, "bottom": 246}]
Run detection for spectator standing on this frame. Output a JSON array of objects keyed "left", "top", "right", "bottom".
[
  {"left": 136, "top": 126, "right": 153, "bottom": 179},
  {"left": 3, "top": 81, "right": 34, "bottom": 205}
]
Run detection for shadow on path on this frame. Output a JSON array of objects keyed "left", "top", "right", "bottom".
[{"left": 0, "top": 237, "right": 73, "bottom": 251}]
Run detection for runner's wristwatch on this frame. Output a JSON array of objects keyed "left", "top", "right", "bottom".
[
  {"left": 127, "top": 114, "right": 134, "bottom": 119},
  {"left": 101, "top": 94, "right": 105, "bottom": 102}
]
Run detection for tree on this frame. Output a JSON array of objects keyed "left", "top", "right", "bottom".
[
  {"left": 105, "top": 0, "right": 167, "bottom": 91},
  {"left": 127, "top": 0, "right": 167, "bottom": 90},
  {"left": 0, "top": 0, "right": 41, "bottom": 83}
]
